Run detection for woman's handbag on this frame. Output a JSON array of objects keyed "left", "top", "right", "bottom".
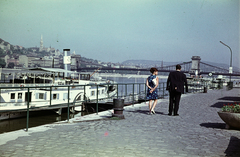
[{"left": 152, "top": 78, "right": 157, "bottom": 86}]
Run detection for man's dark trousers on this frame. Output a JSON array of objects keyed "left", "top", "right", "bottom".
[{"left": 169, "top": 91, "right": 182, "bottom": 115}]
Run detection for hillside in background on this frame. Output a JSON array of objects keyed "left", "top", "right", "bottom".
[
  {"left": 0, "top": 38, "right": 52, "bottom": 58},
  {"left": 0, "top": 38, "right": 239, "bottom": 72}
]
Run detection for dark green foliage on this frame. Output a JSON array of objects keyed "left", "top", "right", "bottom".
[
  {"left": 7, "top": 62, "right": 14, "bottom": 68},
  {"left": 0, "top": 58, "right": 6, "bottom": 68}
]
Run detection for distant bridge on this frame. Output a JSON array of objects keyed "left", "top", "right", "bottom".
[
  {"left": 78, "top": 56, "right": 240, "bottom": 77},
  {"left": 78, "top": 67, "right": 240, "bottom": 77}
]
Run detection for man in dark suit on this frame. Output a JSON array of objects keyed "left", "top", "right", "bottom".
[{"left": 166, "top": 64, "right": 188, "bottom": 116}]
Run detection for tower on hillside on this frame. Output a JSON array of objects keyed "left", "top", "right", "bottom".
[{"left": 40, "top": 35, "right": 43, "bottom": 51}]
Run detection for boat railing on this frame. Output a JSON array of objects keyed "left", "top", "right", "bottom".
[
  {"left": 0, "top": 81, "right": 208, "bottom": 131},
  {"left": 0, "top": 83, "right": 58, "bottom": 88}
]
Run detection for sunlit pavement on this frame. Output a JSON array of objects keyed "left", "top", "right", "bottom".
[{"left": 0, "top": 87, "right": 240, "bottom": 157}]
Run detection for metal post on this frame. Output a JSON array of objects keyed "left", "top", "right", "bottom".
[
  {"left": 26, "top": 87, "right": 30, "bottom": 131},
  {"left": 107, "top": 84, "right": 109, "bottom": 98},
  {"left": 50, "top": 86, "right": 52, "bottom": 106},
  {"left": 163, "top": 83, "right": 165, "bottom": 98},
  {"left": 116, "top": 84, "right": 119, "bottom": 99},
  {"left": 139, "top": 83, "right": 140, "bottom": 96},
  {"left": 145, "top": 82, "right": 146, "bottom": 103},
  {"left": 84, "top": 85, "right": 86, "bottom": 102},
  {"left": 67, "top": 86, "right": 70, "bottom": 121},
  {"left": 125, "top": 84, "right": 127, "bottom": 98},
  {"left": 132, "top": 84, "right": 134, "bottom": 106},
  {"left": 96, "top": 85, "right": 98, "bottom": 114},
  {"left": 13, "top": 73, "right": 14, "bottom": 84}
]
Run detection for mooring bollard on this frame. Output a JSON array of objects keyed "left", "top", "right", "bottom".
[
  {"left": 203, "top": 87, "right": 207, "bottom": 93},
  {"left": 112, "top": 99, "right": 125, "bottom": 119},
  {"left": 227, "top": 82, "right": 233, "bottom": 90}
]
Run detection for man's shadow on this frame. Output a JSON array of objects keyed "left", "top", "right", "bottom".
[
  {"left": 218, "top": 97, "right": 240, "bottom": 101},
  {"left": 224, "top": 136, "right": 240, "bottom": 157},
  {"left": 200, "top": 122, "right": 226, "bottom": 129}
]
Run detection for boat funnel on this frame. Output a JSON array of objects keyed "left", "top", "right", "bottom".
[{"left": 63, "top": 49, "right": 71, "bottom": 77}]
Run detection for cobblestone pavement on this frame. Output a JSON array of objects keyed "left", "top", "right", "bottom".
[{"left": 0, "top": 88, "right": 240, "bottom": 157}]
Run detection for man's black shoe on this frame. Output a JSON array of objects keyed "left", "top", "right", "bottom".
[
  {"left": 168, "top": 113, "right": 172, "bottom": 116},
  {"left": 174, "top": 114, "right": 179, "bottom": 116}
]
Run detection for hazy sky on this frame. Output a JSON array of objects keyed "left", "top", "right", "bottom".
[{"left": 0, "top": 0, "right": 239, "bottom": 67}]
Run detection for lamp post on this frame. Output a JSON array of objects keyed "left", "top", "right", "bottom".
[{"left": 220, "top": 41, "right": 232, "bottom": 82}]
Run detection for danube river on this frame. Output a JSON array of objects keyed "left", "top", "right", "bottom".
[{"left": 99, "top": 73, "right": 168, "bottom": 97}]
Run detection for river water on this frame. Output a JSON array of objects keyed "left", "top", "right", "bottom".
[{"left": 0, "top": 75, "right": 168, "bottom": 134}]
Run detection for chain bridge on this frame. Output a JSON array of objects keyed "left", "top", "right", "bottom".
[{"left": 79, "top": 56, "right": 240, "bottom": 77}]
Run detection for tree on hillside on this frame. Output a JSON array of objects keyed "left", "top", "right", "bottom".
[
  {"left": 7, "top": 62, "right": 14, "bottom": 68},
  {"left": 0, "top": 58, "right": 6, "bottom": 68},
  {"left": 0, "top": 49, "right": 5, "bottom": 57},
  {"left": 10, "top": 45, "right": 14, "bottom": 51},
  {"left": 3, "top": 42, "right": 9, "bottom": 46}
]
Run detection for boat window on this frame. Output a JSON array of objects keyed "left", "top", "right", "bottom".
[
  {"left": 18, "top": 93, "right": 22, "bottom": 99},
  {"left": 102, "top": 89, "right": 104, "bottom": 94},
  {"left": 39, "top": 93, "right": 44, "bottom": 99},
  {"left": 11, "top": 93, "right": 15, "bottom": 99},
  {"left": 51, "top": 94, "right": 59, "bottom": 100},
  {"left": 91, "top": 91, "right": 95, "bottom": 96}
]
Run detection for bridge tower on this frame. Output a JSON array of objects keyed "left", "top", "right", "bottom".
[{"left": 191, "top": 56, "right": 201, "bottom": 76}]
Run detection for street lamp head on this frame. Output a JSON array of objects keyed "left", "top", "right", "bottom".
[{"left": 220, "top": 41, "right": 227, "bottom": 47}]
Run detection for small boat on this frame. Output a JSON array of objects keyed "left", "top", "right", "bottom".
[{"left": 0, "top": 67, "right": 117, "bottom": 120}]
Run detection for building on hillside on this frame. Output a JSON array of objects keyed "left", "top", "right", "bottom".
[
  {"left": 112, "top": 65, "right": 120, "bottom": 68},
  {"left": 86, "top": 64, "right": 100, "bottom": 68},
  {"left": 121, "top": 65, "right": 138, "bottom": 69},
  {"left": 31, "top": 58, "right": 53, "bottom": 68},
  {"left": 70, "top": 51, "right": 81, "bottom": 70},
  {"left": 19, "top": 55, "right": 28, "bottom": 68},
  {"left": 50, "top": 49, "right": 61, "bottom": 57},
  {"left": 7, "top": 57, "right": 19, "bottom": 67},
  {"left": 27, "top": 54, "right": 38, "bottom": 67},
  {"left": 52, "top": 57, "right": 60, "bottom": 68}
]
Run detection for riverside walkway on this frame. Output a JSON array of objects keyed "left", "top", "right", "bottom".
[{"left": 0, "top": 87, "right": 240, "bottom": 157}]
